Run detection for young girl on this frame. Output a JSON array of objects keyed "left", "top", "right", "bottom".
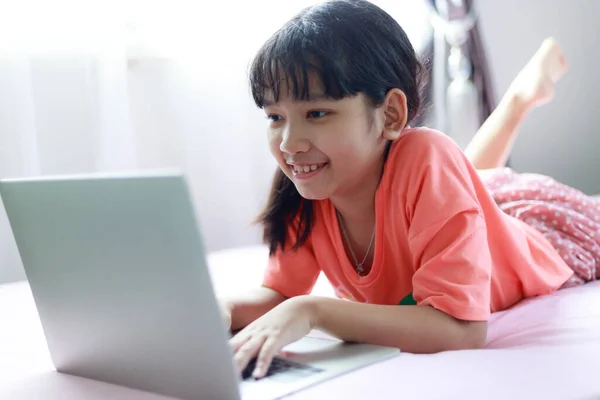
[{"left": 222, "top": 0, "right": 600, "bottom": 379}]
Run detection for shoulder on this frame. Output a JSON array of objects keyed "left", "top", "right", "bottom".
[
  {"left": 381, "top": 127, "right": 483, "bottom": 222},
  {"left": 391, "top": 126, "right": 465, "bottom": 162},
  {"left": 383, "top": 127, "right": 473, "bottom": 186}
]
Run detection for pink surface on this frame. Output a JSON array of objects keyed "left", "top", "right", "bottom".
[{"left": 1, "top": 246, "right": 600, "bottom": 399}]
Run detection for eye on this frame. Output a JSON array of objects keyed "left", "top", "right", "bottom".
[
  {"left": 307, "top": 110, "right": 329, "bottom": 119},
  {"left": 266, "top": 114, "right": 283, "bottom": 123}
]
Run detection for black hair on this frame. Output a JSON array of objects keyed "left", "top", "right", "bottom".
[{"left": 250, "top": 0, "right": 428, "bottom": 255}]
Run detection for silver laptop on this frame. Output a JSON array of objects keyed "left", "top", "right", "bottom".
[{"left": 0, "top": 172, "right": 399, "bottom": 400}]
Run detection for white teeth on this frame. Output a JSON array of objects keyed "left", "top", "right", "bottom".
[{"left": 292, "top": 164, "right": 322, "bottom": 173}]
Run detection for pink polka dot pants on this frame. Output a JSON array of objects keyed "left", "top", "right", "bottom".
[{"left": 483, "top": 168, "right": 600, "bottom": 288}]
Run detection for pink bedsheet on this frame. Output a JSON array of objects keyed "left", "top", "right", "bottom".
[
  {"left": 0, "top": 246, "right": 599, "bottom": 399},
  {"left": 209, "top": 246, "right": 600, "bottom": 399}
]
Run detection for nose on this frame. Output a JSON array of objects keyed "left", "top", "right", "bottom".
[{"left": 279, "top": 122, "right": 310, "bottom": 155}]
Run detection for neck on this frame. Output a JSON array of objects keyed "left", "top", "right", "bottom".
[{"left": 330, "top": 151, "right": 386, "bottom": 224}]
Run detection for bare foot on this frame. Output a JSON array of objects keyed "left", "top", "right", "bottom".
[{"left": 508, "top": 37, "right": 568, "bottom": 109}]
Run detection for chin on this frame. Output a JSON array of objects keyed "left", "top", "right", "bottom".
[{"left": 294, "top": 185, "right": 329, "bottom": 201}]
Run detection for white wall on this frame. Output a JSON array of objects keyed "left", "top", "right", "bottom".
[
  {"left": 4, "top": 1, "right": 597, "bottom": 284},
  {"left": 0, "top": 0, "right": 430, "bottom": 284},
  {"left": 476, "top": 0, "right": 600, "bottom": 195}
]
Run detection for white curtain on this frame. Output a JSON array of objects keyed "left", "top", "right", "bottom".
[{"left": 0, "top": 0, "right": 431, "bottom": 283}]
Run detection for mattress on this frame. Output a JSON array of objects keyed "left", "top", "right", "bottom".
[
  {"left": 0, "top": 246, "right": 598, "bottom": 399},
  {"left": 208, "top": 246, "right": 600, "bottom": 400}
]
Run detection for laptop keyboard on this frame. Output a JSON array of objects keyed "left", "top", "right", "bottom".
[{"left": 241, "top": 356, "right": 323, "bottom": 381}]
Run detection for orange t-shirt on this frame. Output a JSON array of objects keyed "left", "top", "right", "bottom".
[{"left": 262, "top": 127, "right": 573, "bottom": 321}]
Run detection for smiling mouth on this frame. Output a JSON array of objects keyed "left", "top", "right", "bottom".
[{"left": 290, "top": 163, "right": 328, "bottom": 177}]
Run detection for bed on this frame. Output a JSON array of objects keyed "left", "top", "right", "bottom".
[
  {"left": 209, "top": 246, "right": 600, "bottom": 400},
  {"left": 0, "top": 245, "right": 599, "bottom": 399}
]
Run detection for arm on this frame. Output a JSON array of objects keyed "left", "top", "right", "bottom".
[
  {"left": 222, "top": 287, "right": 286, "bottom": 331},
  {"left": 223, "top": 221, "right": 320, "bottom": 331},
  {"left": 310, "top": 297, "right": 487, "bottom": 353}
]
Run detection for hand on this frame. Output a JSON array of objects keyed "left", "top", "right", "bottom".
[
  {"left": 229, "top": 296, "right": 316, "bottom": 379},
  {"left": 218, "top": 300, "right": 232, "bottom": 329}
]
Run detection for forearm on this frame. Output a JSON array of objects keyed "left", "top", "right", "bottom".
[
  {"left": 311, "top": 297, "right": 487, "bottom": 353},
  {"left": 464, "top": 92, "right": 530, "bottom": 170},
  {"left": 224, "top": 286, "right": 286, "bottom": 331}
]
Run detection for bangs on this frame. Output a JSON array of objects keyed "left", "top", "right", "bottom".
[{"left": 249, "top": 25, "right": 356, "bottom": 107}]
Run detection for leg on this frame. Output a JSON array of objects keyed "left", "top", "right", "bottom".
[
  {"left": 489, "top": 171, "right": 600, "bottom": 285},
  {"left": 465, "top": 37, "right": 568, "bottom": 170}
]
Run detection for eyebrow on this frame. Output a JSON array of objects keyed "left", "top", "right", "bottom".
[{"left": 263, "top": 92, "right": 332, "bottom": 107}]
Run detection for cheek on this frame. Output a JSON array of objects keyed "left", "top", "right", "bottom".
[
  {"left": 268, "top": 135, "right": 279, "bottom": 155},
  {"left": 266, "top": 127, "right": 280, "bottom": 151},
  {"left": 328, "top": 128, "right": 371, "bottom": 161},
  {"left": 267, "top": 129, "right": 287, "bottom": 165}
]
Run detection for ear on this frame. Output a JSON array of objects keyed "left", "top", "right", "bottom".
[{"left": 381, "top": 89, "right": 408, "bottom": 140}]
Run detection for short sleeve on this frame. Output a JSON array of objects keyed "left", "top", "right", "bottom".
[
  {"left": 402, "top": 131, "right": 493, "bottom": 321},
  {"left": 410, "top": 211, "right": 492, "bottom": 321},
  {"left": 262, "top": 224, "right": 321, "bottom": 298}
]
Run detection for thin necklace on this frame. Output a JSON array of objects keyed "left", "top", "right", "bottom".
[{"left": 336, "top": 210, "right": 376, "bottom": 276}]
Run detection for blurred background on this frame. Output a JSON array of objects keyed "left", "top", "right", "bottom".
[{"left": 1, "top": 0, "right": 598, "bottom": 283}]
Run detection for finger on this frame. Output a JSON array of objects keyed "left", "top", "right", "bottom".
[
  {"left": 229, "top": 326, "right": 254, "bottom": 352},
  {"left": 223, "top": 311, "right": 231, "bottom": 329},
  {"left": 234, "top": 335, "right": 266, "bottom": 375},
  {"left": 218, "top": 301, "right": 232, "bottom": 329},
  {"left": 253, "top": 335, "right": 280, "bottom": 379}
]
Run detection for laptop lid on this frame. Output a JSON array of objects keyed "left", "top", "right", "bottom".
[{"left": 0, "top": 172, "right": 240, "bottom": 400}]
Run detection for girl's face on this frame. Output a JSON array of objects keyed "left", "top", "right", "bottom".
[{"left": 264, "top": 79, "right": 403, "bottom": 202}]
